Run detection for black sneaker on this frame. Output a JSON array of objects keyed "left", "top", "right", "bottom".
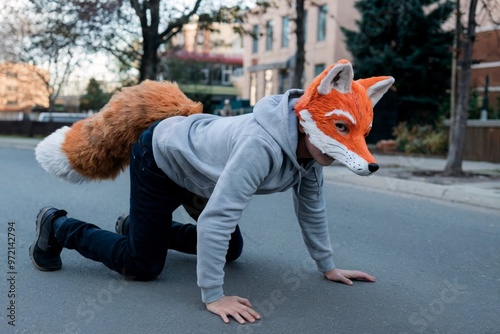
[
  {"left": 115, "top": 214, "right": 130, "bottom": 236},
  {"left": 29, "top": 207, "right": 67, "bottom": 271}
]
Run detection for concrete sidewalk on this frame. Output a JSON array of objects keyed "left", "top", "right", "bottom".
[
  {"left": 2, "top": 136, "right": 499, "bottom": 211},
  {"left": 324, "top": 154, "right": 500, "bottom": 211}
]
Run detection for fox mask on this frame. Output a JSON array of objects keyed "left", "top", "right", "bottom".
[{"left": 295, "top": 59, "right": 394, "bottom": 176}]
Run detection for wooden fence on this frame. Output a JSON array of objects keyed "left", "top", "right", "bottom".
[{"left": 458, "top": 120, "right": 500, "bottom": 163}]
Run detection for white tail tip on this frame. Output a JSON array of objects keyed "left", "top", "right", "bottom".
[{"left": 34, "top": 126, "right": 88, "bottom": 183}]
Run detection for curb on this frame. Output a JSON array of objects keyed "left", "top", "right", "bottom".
[{"left": 324, "top": 170, "right": 500, "bottom": 212}]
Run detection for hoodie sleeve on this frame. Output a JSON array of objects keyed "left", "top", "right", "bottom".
[
  {"left": 292, "top": 165, "right": 335, "bottom": 273},
  {"left": 196, "top": 135, "right": 278, "bottom": 304}
]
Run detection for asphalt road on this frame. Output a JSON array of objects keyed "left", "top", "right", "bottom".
[{"left": 0, "top": 147, "right": 499, "bottom": 334}]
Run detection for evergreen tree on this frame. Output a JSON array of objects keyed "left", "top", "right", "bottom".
[
  {"left": 342, "top": 0, "right": 454, "bottom": 124},
  {"left": 80, "top": 78, "right": 112, "bottom": 112}
]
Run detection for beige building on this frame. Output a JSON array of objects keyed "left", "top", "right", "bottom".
[
  {"left": 241, "top": 0, "right": 359, "bottom": 105},
  {"left": 176, "top": 18, "right": 244, "bottom": 56},
  {"left": 0, "top": 63, "right": 50, "bottom": 118}
]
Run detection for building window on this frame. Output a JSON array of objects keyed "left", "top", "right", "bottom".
[
  {"left": 264, "top": 69, "right": 273, "bottom": 96},
  {"left": 317, "top": 5, "right": 327, "bottom": 42},
  {"left": 314, "top": 63, "right": 326, "bottom": 77},
  {"left": 222, "top": 65, "right": 233, "bottom": 85},
  {"left": 252, "top": 25, "right": 259, "bottom": 53},
  {"left": 234, "top": 35, "right": 243, "bottom": 49},
  {"left": 266, "top": 20, "right": 274, "bottom": 51},
  {"left": 233, "top": 67, "right": 243, "bottom": 79},
  {"left": 201, "top": 68, "right": 209, "bottom": 84},
  {"left": 196, "top": 31, "right": 204, "bottom": 46},
  {"left": 177, "top": 32, "right": 185, "bottom": 49},
  {"left": 250, "top": 72, "right": 257, "bottom": 106},
  {"left": 211, "top": 66, "right": 222, "bottom": 85},
  {"left": 281, "top": 16, "right": 290, "bottom": 48}
]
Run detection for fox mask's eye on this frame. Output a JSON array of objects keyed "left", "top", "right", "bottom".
[{"left": 335, "top": 122, "right": 349, "bottom": 135}]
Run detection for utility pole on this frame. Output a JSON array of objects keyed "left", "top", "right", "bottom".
[
  {"left": 449, "top": 0, "right": 461, "bottom": 146},
  {"left": 480, "top": 74, "right": 490, "bottom": 120}
]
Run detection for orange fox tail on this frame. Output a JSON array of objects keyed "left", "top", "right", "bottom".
[{"left": 35, "top": 80, "right": 202, "bottom": 183}]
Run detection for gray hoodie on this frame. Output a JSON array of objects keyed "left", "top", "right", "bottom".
[{"left": 152, "top": 89, "right": 335, "bottom": 303}]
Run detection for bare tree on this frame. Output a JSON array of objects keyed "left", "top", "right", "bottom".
[
  {"left": 444, "top": 0, "right": 498, "bottom": 175},
  {"left": 444, "top": 0, "right": 478, "bottom": 175},
  {"left": 27, "top": 0, "right": 254, "bottom": 82}
]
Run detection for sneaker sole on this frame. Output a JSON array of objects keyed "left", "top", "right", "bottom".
[
  {"left": 115, "top": 214, "right": 128, "bottom": 235},
  {"left": 29, "top": 207, "right": 62, "bottom": 271}
]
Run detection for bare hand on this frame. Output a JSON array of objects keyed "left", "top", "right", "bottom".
[
  {"left": 324, "top": 268, "right": 376, "bottom": 285},
  {"left": 206, "top": 296, "right": 261, "bottom": 324}
]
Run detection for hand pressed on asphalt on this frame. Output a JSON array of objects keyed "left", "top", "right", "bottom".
[
  {"left": 324, "top": 268, "right": 376, "bottom": 285},
  {"left": 206, "top": 296, "right": 261, "bottom": 324}
]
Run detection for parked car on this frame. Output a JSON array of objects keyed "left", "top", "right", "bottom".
[{"left": 37, "top": 112, "right": 92, "bottom": 123}]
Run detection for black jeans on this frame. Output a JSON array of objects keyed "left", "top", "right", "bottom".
[{"left": 54, "top": 122, "right": 243, "bottom": 280}]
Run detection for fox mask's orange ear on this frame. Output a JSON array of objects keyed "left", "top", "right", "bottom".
[
  {"left": 356, "top": 76, "right": 395, "bottom": 107},
  {"left": 317, "top": 60, "right": 354, "bottom": 95},
  {"left": 315, "top": 59, "right": 394, "bottom": 106}
]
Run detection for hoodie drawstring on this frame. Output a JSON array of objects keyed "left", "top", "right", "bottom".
[
  {"left": 296, "top": 167, "right": 320, "bottom": 198},
  {"left": 297, "top": 169, "right": 302, "bottom": 193}
]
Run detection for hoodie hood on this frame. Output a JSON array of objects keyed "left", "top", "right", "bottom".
[{"left": 253, "top": 89, "right": 304, "bottom": 171}]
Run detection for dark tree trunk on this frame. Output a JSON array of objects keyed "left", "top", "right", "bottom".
[
  {"left": 140, "top": 36, "right": 160, "bottom": 81},
  {"left": 444, "top": 0, "right": 478, "bottom": 176},
  {"left": 133, "top": 0, "right": 161, "bottom": 81},
  {"left": 292, "top": 0, "right": 305, "bottom": 89}
]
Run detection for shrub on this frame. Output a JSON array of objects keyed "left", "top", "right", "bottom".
[{"left": 393, "top": 122, "right": 448, "bottom": 156}]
